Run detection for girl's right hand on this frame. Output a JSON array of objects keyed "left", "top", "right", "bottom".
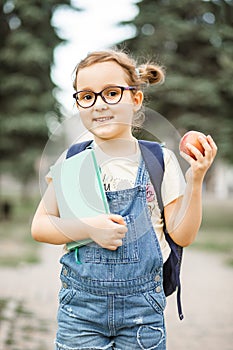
[{"left": 82, "top": 214, "right": 128, "bottom": 250}]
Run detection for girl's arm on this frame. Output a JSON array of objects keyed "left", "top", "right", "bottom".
[
  {"left": 31, "top": 181, "right": 127, "bottom": 250},
  {"left": 164, "top": 135, "right": 217, "bottom": 247}
]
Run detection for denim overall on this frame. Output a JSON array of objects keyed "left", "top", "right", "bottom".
[{"left": 55, "top": 158, "right": 167, "bottom": 350}]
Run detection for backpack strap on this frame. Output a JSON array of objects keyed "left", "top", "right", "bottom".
[
  {"left": 138, "top": 140, "right": 184, "bottom": 320},
  {"left": 138, "top": 140, "right": 164, "bottom": 213},
  {"left": 66, "top": 140, "right": 93, "bottom": 159}
]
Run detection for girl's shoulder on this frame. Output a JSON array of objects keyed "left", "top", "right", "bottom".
[
  {"left": 161, "top": 146, "right": 179, "bottom": 166},
  {"left": 45, "top": 150, "right": 67, "bottom": 183}
]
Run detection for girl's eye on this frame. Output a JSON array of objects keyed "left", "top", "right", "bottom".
[
  {"left": 104, "top": 88, "right": 121, "bottom": 99},
  {"left": 83, "top": 95, "right": 92, "bottom": 100},
  {"left": 78, "top": 92, "right": 94, "bottom": 101},
  {"left": 83, "top": 94, "right": 93, "bottom": 101},
  {"left": 108, "top": 91, "right": 117, "bottom": 97}
]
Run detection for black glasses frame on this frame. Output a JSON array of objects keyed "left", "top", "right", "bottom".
[{"left": 72, "top": 85, "right": 137, "bottom": 108}]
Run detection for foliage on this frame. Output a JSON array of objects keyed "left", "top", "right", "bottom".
[
  {"left": 119, "top": 0, "right": 233, "bottom": 163},
  {"left": 0, "top": 195, "right": 41, "bottom": 267},
  {"left": 0, "top": 0, "right": 79, "bottom": 183}
]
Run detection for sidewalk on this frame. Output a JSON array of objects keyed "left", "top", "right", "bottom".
[
  {"left": 165, "top": 249, "right": 233, "bottom": 350},
  {"left": 0, "top": 245, "right": 232, "bottom": 349}
]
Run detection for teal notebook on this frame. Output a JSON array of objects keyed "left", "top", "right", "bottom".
[{"left": 50, "top": 149, "right": 109, "bottom": 251}]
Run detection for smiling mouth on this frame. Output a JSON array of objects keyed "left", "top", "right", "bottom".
[{"left": 93, "top": 116, "right": 114, "bottom": 122}]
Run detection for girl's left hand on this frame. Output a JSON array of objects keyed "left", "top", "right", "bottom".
[{"left": 180, "top": 135, "right": 218, "bottom": 183}]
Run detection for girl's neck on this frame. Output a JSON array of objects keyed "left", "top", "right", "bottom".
[{"left": 94, "top": 136, "right": 138, "bottom": 157}]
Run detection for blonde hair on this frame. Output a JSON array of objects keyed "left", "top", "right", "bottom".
[{"left": 73, "top": 49, "right": 165, "bottom": 127}]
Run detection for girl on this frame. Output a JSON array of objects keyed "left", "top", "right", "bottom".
[{"left": 31, "top": 49, "right": 217, "bottom": 350}]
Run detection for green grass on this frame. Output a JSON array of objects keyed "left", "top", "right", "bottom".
[
  {"left": 201, "top": 199, "right": 233, "bottom": 230},
  {"left": 0, "top": 298, "right": 8, "bottom": 321},
  {"left": 0, "top": 196, "right": 41, "bottom": 267},
  {"left": 191, "top": 199, "right": 233, "bottom": 266}
]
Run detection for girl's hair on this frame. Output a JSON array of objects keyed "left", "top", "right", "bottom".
[{"left": 73, "top": 49, "right": 165, "bottom": 127}]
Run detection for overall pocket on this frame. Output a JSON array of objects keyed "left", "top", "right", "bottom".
[
  {"left": 85, "top": 214, "right": 140, "bottom": 264},
  {"left": 143, "top": 289, "right": 167, "bottom": 315},
  {"left": 59, "top": 287, "right": 75, "bottom": 306}
]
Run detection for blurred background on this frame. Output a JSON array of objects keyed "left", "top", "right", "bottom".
[{"left": 0, "top": 0, "right": 232, "bottom": 349}]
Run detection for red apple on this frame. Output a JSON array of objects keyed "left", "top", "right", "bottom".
[{"left": 179, "top": 130, "right": 206, "bottom": 159}]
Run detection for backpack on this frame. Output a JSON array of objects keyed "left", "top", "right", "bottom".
[{"left": 66, "top": 140, "right": 184, "bottom": 320}]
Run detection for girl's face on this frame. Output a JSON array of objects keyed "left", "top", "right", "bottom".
[{"left": 74, "top": 61, "right": 143, "bottom": 143}]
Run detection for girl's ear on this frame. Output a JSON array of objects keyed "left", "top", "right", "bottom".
[{"left": 133, "top": 90, "right": 144, "bottom": 112}]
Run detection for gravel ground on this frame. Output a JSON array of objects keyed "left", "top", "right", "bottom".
[{"left": 0, "top": 245, "right": 232, "bottom": 350}]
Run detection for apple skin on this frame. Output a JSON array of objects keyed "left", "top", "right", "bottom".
[{"left": 179, "top": 130, "right": 206, "bottom": 159}]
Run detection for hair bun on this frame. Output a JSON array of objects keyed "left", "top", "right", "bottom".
[{"left": 138, "top": 63, "right": 165, "bottom": 86}]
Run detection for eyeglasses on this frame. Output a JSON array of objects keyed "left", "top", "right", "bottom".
[{"left": 73, "top": 85, "right": 136, "bottom": 108}]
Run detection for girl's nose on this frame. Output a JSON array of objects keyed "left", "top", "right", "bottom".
[{"left": 94, "top": 95, "right": 108, "bottom": 110}]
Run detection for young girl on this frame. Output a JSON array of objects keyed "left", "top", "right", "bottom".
[{"left": 31, "top": 49, "right": 217, "bottom": 350}]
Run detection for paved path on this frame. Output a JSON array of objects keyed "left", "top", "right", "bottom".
[
  {"left": 165, "top": 249, "right": 233, "bottom": 350},
  {"left": 0, "top": 245, "right": 232, "bottom": 349}
]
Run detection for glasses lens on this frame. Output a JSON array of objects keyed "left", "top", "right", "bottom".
[
  {"left": 102, "top": 87, "right": 122, "bottom": 104},
  {"left": 76, "top": 91, "right": 95, "bottom": 108}
]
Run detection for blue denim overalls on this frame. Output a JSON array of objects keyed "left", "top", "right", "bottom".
[{"left": 55, "top": 158, "right": 167, "bottom": 350}]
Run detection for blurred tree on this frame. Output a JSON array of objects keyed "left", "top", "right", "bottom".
[
  {"left": 119, "top": 0, "right": 233, "bottom": 163},
  {"left": 0, "top": 0, "right": 79, "bottom": 189}
]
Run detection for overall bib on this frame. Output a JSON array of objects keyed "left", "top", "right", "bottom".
[{"left": 55, "top": 158, "right": 167, "bottom": 350}]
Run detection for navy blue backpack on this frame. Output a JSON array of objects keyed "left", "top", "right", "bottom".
[{"left": 66, "top": 140, "right": 184, "bottom": 320}]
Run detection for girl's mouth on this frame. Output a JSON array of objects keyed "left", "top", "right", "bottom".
[{"left": 93, "top": 116, "right": 113, "bottom": 123}]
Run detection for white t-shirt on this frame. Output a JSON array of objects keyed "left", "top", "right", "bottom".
[{"left": 46, "top": 141, "right": 186, "bottom": 262}]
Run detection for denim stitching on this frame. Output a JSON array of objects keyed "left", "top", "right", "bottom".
[{"left": 137, "top": 325, "right": 165, "bottom": 350}]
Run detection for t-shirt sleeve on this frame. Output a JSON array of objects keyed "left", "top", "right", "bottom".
[
  {"left": 45, "top": 150, "right": 67, "bottom": 184},
  {"left": 161, "top": 148, "right": 186, "bottom": 207}
]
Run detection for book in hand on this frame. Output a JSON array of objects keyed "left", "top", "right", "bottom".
[{"left": 50, "top": 149, "right": 109, "bottom": 251}]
